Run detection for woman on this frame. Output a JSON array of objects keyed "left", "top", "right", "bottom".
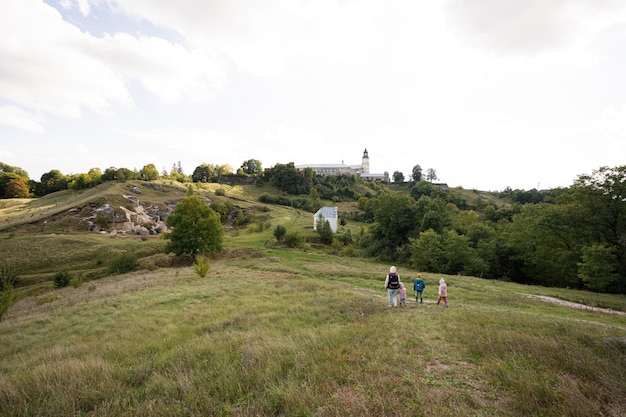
[{"left": 384, "top": 266, "right": 401, "bottom": 307}]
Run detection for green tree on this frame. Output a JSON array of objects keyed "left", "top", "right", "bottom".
[
  {"left": 316, "top": 215, "right": 334, "bottom": 244},
  {"left": 192, "top": 164, "right": 215, "bottom": 183},
  {"left": 165, "top": 194, "right": 224, "bottom": 260},
  {"left": 273, "top": 225, "right": 287, "bottom": 242},
  {"left": 426, "top": 168, "right": 438, "bottom": 182},
  {"left": 366, "top": 191, "right": 417, "bottom": 260},
  {"left": 268, "top": 163, "right": 309, "bottom": 195},
  {"left": 392, "top": 171, "right": 405, "bottom": 183},
  {"left": 411, "top": 165, "right": 422, "bottom": 182},
  {"left": 410, "top": 229, "right": 443, "bottom": 272},
  {"left": 39, "top": 169, "right": 68, "bottom": 194},
  {"left": 578, "top": 244, "right": 619, "bottom": 292},
  {"left": 140, "top": 163, "right": 160, "bottom": 181},
  {"left": 241, "top": 159, "right": 263, "bottom": 175}
]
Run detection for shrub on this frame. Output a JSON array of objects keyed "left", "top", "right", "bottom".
[
  {"left": 70, "top": 275, "right": 83, "bottom": 288},
  {"left": 0, "top": 263, "right": 19, "bottom": 291},
  {"left": 194, "top": 256, "right": 210, "bottom": 278},
  {"left": 284, "top": 232, "right": 303, "bottom": 248},
  {"left": 273, "top": 225, "right": 286, "bottom": 242},
  {"left": 54, "top": 271, "right": 72, "bottom": 288},
  {"left": 109, "top": 253, "right": 139, "bottom": 274},
  {"left": 0, "top": 284, "right": 15, "bottom": 320},
  {"left": 95, "top": 213, "right": 109, "bottom": 230}
]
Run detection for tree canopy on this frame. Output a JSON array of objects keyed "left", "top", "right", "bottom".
[{"left": 165, "top": 193, "right": 224, "bottom": 260}]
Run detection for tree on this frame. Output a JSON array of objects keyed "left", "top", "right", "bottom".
[
  {"left": 426, "top": 168, "right": 438, "bottom": 182},
  {"left": 241, "top": 159, "right": 263, "bottom": 175},
  {"left": 268, "top": 163, "right": 309, "bottom": 195},
  {"left": 411, "top": 165, "right": 423, "bottom": 182},
  {"left": 37, "top": 169, "right": 67, "bottom": 195},
  {"left": 4, "top": 177, "right": 29, "bottom": 198},
  {"left": 273, "top": 225, "right": 286, "bottom": 242},
  {"left": 578, "top": 244, "right": 619, "bottom": 292},
  {"left": 140, "top": 164, "right": 160, "bottom": 181},
  {"left": 316, "top": 215, "right": 334, "bottom": 244},
  {"left": 410, "top": 229, "right": 443, "bottom": 272},
  {"left": 165, "top": 194, "right": 224, "bottom": 260},
  {"left": 392, "top": 171, "right": 405, "bottom": 183},
  {"left": 192, "top": 164, "right": 215, "bottom": 183}
]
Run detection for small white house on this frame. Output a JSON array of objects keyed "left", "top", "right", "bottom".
[{"left": 313, "top": 206, "right": 338, "bottom": 233}]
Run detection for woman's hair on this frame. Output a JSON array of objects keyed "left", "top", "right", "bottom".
[
  {"left": 439, "top": 278, "right": 445, "bottom": 284},
  {"left": 390, "top": 266, "right": 397, "bottom": 273}
]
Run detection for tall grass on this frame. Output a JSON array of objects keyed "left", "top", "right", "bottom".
[{"left": 1, "top": 253, "right": 624, "bottom": 416}]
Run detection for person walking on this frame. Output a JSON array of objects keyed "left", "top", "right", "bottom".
[
  {"left": 413, "top": 273, "right": 425, "bottom": 303},
  {"left": 398, "top": 282, "right": 407, "bottom": 306},
  {"left": 384, "top": 266, "right": 401, "bottom": 308},
  {"left": 436, "top": 278, "right": 448, "bottom": 307}
]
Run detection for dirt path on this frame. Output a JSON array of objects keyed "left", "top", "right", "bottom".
[{"left": 523, "top": 294, "right": 626, "bottom": 316}]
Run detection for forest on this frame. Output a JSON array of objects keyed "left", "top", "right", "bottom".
[{"left": 1, "top": 161, "right": 624, "bottom": 294}]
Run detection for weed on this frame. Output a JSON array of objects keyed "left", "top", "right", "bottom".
[
  {"left": 70, "top": 275, "right": 83, "bottom": 288},
  {"left": 0, "top": 285, "right": 15, "bottom": 320},
  {"left": 194, "top": 256, "right": 210, "bottom": 278},
  {"left": 35, "top": 294, "right": 58, "bottom": 304}
]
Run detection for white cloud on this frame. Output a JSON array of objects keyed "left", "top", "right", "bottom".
[
  {"left": 0, "top": 1, "right": 132, "bottom": 118},
  {"left": 0, "top": 106, "right": 45, "bottom": 133},
  {"left": 445, "top": 0, "right": 626, "bottom": 55}
]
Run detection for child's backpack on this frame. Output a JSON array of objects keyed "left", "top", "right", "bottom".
[
  {"left": 387, "top": 273, "right": 400, "bottom": 289},
  {"left": 415, "top": 280, "right": 424, "bottom": 291}
]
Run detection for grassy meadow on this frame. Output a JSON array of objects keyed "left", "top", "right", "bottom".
[{"left": 1, "top": 181, "right": 625, "bottom": 416}]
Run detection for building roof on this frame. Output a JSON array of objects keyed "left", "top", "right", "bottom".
[{"left": 314, "top": 206, "right": 338, "bottom": 218}]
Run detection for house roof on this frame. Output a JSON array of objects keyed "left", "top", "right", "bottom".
[{"left": 314, "top": 206, "right": 338, "bottom": 218}]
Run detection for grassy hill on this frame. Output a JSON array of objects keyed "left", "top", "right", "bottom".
[
  {"left": 1, "top": 180, "right": 625, "bottom": 416},
  {"left": 1, "top": 251, "right": 625, "bottom": 416}
]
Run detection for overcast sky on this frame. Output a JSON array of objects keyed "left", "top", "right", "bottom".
[{"left": 1, "top": 0, "right": 625, "bottom": 191}]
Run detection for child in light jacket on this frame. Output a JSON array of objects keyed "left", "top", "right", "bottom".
[
  {"left": 398, "top": 282, "right": 407, "bottom": 306},
  {"left": 436, "top": 278, "right": 448, "bottom": 307}
]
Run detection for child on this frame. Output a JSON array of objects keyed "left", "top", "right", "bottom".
[
  {"left": 436, "top": 278, "right": 448, "bottom": 307},
  {"left": 398, "top": 282, "right": 407, "bottom": 306},
  {"left": 413, "top": 273, "right": 425, "bottom": 303}
]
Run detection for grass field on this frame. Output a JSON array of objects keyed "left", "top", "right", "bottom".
[
  {"left": 1, "top": 251, "right": 625, "bottom": 416},
  {"left": 1, "top": 181, "right": 625, "bottom": 416}
]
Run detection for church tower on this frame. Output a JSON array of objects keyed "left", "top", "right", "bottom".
[{"left": 362, "top": 148, "right": 370, "bottom": 174}]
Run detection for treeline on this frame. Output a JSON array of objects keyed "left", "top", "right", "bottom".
[
  {"left": 355, "top": 166, "right": 625, "bottom": 294},
  {"left": 0, "top": 160, "right": 262, "bottom": 199},
  {"left": 2, "top": 159, "right": 624, "bottom": 293},
  {"left": 260, "top": 163, "right": 625, "bottom": 294}
]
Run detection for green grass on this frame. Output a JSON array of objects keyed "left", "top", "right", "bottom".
[{"left": 1, "top": 253, "right": 625, "bottom": 417}]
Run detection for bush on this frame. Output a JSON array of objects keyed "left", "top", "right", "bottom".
[
  {"left": 109, "top": 253, "right": 139, "bottom": 274},
  {"left": 70, "top": 275, "right": 83, "bottom": 288},
  {"left": 194, "top": 256, "right": 210, "bottom": 278},
  {"left": 0, "top": 284, "right": 15, "bottom": 320},
  {"left": 54, "top": 271, "right": 72, "bottom": 288},
  {"left": 274, "top": 225, "right": 287, "bottom": 242},
  {"left": 284, "top": 232, "right": 303, "bottom": 248},
  {"left": 0, "top": 263, "right": 19, "bottom": 291}
]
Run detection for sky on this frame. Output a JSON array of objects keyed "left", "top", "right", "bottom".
[{"left": 1, "top": 0, "right": 625, "bottom": 191}]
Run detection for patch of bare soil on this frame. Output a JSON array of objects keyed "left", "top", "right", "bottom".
[{"left": 524, "top": 294, "right": 626, "bottom": 316}]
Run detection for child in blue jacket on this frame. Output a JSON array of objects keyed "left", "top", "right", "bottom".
[{"left": 413, "top": 273, "right": 425, "bottom": 303}]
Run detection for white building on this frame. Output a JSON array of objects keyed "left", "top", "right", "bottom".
[
  {"left": 296, "top": 149, "right": 389, "bottom": 182},
  {"left": 313, "top": 206, "right": 338, "bottom": 233}
]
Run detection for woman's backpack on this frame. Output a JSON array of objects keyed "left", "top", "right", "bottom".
[{"left": 387, "top": 273, "right": 400, "bottom": 289}]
